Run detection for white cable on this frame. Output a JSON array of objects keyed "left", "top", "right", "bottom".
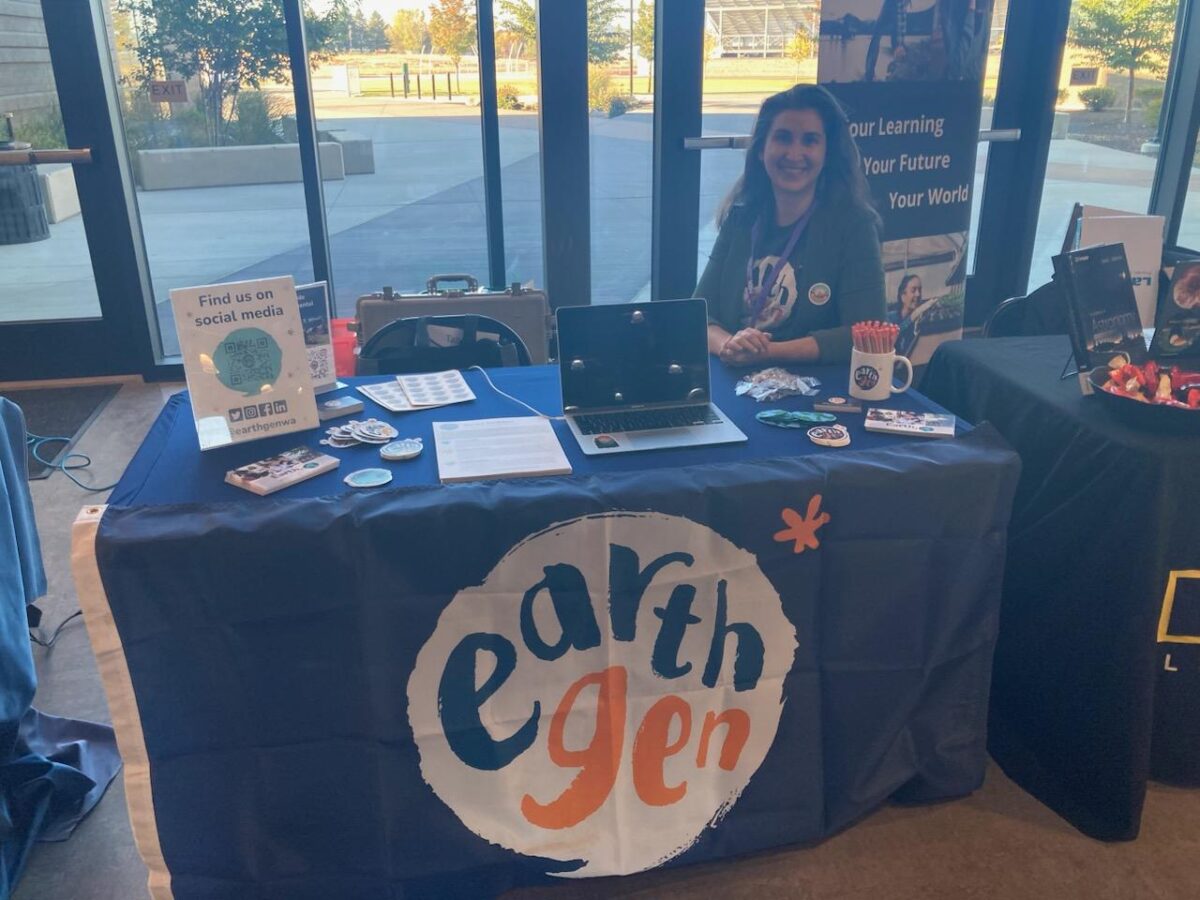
[{"left": 468, "top": 366, "right": 565, "bottom": 420}]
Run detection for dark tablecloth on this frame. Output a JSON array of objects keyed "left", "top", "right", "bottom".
[
  {"left": 77, "top": 364, "right": 1021, "bottom": 897},
  {"left": 922, "top": 336, "right": 1200, "bottom": 841}
]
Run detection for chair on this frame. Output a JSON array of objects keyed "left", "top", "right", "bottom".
[
  {"left": 356, "top": 313, "right": 533, "bottom": 376},
  {"left": 981, "top": 280, "right": 1070, "bottom": 338}
]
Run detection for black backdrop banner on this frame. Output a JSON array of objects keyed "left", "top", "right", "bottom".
[{"left": 819, "top": 0, "right": 992, "bottom": 363}]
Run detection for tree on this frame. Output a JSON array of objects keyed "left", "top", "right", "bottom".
[
  {"left": 588, "top": 0, "right": 626, "bottom": 63},
  {"left": 1069, "top": 0, "right": 1178, "bottom": 124},
  {"left": 498, "top": 0, "right": 628, "bottom": 63},
  {"left": 389, "top": 9, "right": 428, "bottom": 53},
  {"left": 632, "top": 0, "right": 654, "bottom": 62},
  {"left": 118, "top": 0, "right": 337, "bottom": 146},
  {"left": 429, "top": 0, "right": 476, "bottom": 74},
  {"left": 786, "top": 29, "right": 814, "bottom": 64},
  {"left": 632, "top": 0, "right": 654, "bottom": 91},
  {"left": 363, "top": 12, "right": 390, "bottom": 51}
]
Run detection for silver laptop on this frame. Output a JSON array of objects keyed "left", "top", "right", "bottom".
[{"left": 557, "top": 299, "right": 748, "bottom": 455}]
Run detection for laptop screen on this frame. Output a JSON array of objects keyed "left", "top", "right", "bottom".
[{"left": 558, "top": 299, "right": 712, "bottom": 412}]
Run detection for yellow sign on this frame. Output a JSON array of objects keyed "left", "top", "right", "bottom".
[{"left": 1157, "top": 570, "right": 1200, "bottom": 644}]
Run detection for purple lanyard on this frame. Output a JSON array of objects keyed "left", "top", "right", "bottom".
[{"left": 745, "top": 202, "right": 817, "bottom": 321}]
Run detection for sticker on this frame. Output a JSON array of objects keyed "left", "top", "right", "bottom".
[
  {"left": 756, "top": 409, "right": 837, "bottom": 428},
  {"left": 807, "top": 424, "right": 851, "bottom": 447},
  {"left": 853, "top": 365, "right": 880, "bottom": 391},
  {"left": 380, "top": 438, "right": 424, "bottom": 461},
  {"left": 808, "top": 282, "right": 831, "bottom": 306},
  {"left": 344, "top": 467, "right": 393, "bottom": 488},
  {"left": 594, "top": 434, "right": 619, "bottom": 449}
]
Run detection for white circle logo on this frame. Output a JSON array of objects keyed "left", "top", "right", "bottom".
[
  {"left": 408, "top": 512, "right": 797, "bottom": 877},
  {"left": 808, "top": 282, "right": 831, "bottom": 306}
]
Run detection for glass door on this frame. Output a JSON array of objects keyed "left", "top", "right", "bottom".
[{"left": 0, "top": 0, "right": 156, "bottom": 380}]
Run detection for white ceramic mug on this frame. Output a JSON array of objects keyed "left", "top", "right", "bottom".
[{"left": 848, "top": 348, "right": 913, "bottom": 401}]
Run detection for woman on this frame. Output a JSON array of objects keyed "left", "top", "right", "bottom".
[
  {"left": 698, "top": 85, "right": 885, "bottom": 367},
  {"left": 897, "top": 273, "right": 923, "bottom": 320}
]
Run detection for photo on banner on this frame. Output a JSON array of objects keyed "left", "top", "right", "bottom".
[{"left": 819, "top": 0, "right": 990, "bottom": 363}]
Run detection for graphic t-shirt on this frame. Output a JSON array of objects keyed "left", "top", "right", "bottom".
[{"left": 742, "top": 219, "right": 808, "bottom": 332}]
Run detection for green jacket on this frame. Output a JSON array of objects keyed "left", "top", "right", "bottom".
[{"left": 696, "top": 198, "right": 885, "bottom": 363}]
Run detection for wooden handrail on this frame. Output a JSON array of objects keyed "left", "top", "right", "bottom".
[{"left": 0, "top": 148, "right": 92, "bottom": 166}]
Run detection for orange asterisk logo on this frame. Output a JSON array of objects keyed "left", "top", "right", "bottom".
[{"left": 773, "top": 495, "right": 831, "bottom": 554}]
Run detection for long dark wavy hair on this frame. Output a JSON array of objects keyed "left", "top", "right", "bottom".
[{"left": 717, "top": 84, "right": 879, "bottom": 228}]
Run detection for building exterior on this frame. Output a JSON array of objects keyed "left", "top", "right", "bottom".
[{"left": 0, "top": 0, "right": 54, "bottom": 126}]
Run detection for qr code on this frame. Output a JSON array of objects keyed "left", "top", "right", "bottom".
[{"left": 308, "top": 346, "right": 333, "bottom": 384}]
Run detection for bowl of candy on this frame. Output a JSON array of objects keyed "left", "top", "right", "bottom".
[{"left": 1089, "top": 360, "right": 1200, "bottom": 435}]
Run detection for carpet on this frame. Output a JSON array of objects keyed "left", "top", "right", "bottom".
[{"left": 1, "top": 385, "right": 121, "bottom": 479}]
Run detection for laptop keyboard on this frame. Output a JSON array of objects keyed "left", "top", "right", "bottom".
[{"left": 575, "top": 405, "right": 722, "bottom": 435}]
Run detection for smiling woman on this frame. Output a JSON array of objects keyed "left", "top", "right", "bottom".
[{"left": 697, "top": 84, "right": 885, "bottom": 366}]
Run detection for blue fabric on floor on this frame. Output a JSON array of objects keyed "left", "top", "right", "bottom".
[{"left": 0, "top": 397, "right": 121, "bottom": 898}]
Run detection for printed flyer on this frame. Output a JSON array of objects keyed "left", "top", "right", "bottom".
[
  {"left": 820, "top": 0, "right": 991, "bottom": 364},
  {"left": 170, "top": 275, "right": 319, "bottom": 450}
]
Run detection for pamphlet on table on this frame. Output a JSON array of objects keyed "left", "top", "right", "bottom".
[
  {"left": 296, "top": 281, "right": 338, "bottom": 394},
  {"left": 864, "top": 408, "right": 955, "bottom": 438},
  {"left": 170, "top": 275, "right": 319, "bottom": 450},
  {"left": 1052, "top": 243, "right": 1149, "bottom": 392},
  {"left": 1068, "top": 204, "right": 1164, "bottom": 328},
  {"left": 225, "top": 446, "right": 339, "bottom": 495},
  {"left": 1149, "top": 260, "right": 1200, "bottom": 361},
  {"left": 433, "top": 417, "right": 571, "bottom": 483}
]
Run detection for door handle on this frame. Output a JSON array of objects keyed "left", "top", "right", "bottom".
[{"left": 0, "top": 147, "right": 93, "bottom": 166}]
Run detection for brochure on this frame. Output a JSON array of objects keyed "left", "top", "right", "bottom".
[
  {"left": 1052, "top": 244, "right": 1149, "bottom": 383},
  {"left": 225, "top": 446, "right": 339, "bottom": 495},
  {"left": 170, "top": 275, "right": 320, "bottom": 450},
  {"left": 864, "top": 408, "right": 956, "bottom": 438},
  {"left": 296, "top": 281, "right": 337, "bottom": 394},
  {"left": 433, "top": 417, "right": 572, "bottom": 483},
  {"left": 1149, "top": 259, "right": 1200, "bottom": 360},
  {"left": 1074, "top": 211, "right": 1164, "bottom": 328}
]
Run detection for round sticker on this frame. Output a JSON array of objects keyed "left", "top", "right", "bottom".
[
  {"left": 343, "top": 467, "right": 393, "bottom": 488},
  {"left": 407, "top": 513, "right": 798, "bottom": 877},
  {"left": 807, "top": 424, "right": 851, "bottom": 447},
  {"left": 808, "top": 282, "right": 831, "bottom": 306},
  {"left": 380, "top": 438, "right": 423, "bottom": 461}
]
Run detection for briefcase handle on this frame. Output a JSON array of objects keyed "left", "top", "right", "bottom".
[{"left": 425, "top": 274, "right": 480, "bottom": 295}]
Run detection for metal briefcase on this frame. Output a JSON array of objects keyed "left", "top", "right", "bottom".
[{"left": 353, "top": 275, "right": 552, "bottom": 364}]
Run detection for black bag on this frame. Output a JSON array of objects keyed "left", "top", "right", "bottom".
[{"left": 356, "top": 314, "right": 532, "bottom": 376}]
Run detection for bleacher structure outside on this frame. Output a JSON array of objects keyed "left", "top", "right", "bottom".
[{"left": 706, "top": 0, "right": 821, "bottom": 57}]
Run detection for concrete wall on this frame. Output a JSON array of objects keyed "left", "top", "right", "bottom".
[
  {"left": 0, "top": 0, "right": 55, "bottom": 123},
  {"left": 136, "top": 142, "right": 346, "bottom": 190}
]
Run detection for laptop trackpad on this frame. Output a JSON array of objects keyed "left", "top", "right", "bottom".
[{"left": 629, "top": 428, "right": 692, "bottom": 448}]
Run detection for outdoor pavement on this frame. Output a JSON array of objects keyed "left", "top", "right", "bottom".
[{"left": 3, "top": 96, "right": 1199, "bottom": 356}]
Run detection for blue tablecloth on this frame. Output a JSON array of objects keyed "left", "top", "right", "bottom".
[
  {"left": 82, "top": 363, "right": 1020, "bottom": 899},
  {"left": 111, "top": 364, "right": 965, "bottom": 506}
]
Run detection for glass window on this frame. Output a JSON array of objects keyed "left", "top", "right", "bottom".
[
  {"left": 967, "top": 0, "right": 1009, "bottom": 275},
  {"left": 1025, "top": 0, "right": 1179, "bottom": 290},
  {"left": 697, "top": 0, "right": 823, "bottom": 278},
  {"left": 101, "top": 0, "right": 327, "bottom": 357},
  {"left": 308, "top": 1, "right": 489, "bottom": 315},
  {"left": 0, "top": 103, "right": 102, "bottom": 324},
  {"left": 1177, "top": 124, "right": 1200, "bottom": 250},
  {"left": 590, "top": 0, "right": 655, "bottom": 304},
  {"left": 494, "top": 0, "right": 544, "bottom": 289}
]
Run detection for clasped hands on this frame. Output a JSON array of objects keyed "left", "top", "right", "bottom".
[{"left": 719, "top": 327, "right": 772, "bottom": 366}]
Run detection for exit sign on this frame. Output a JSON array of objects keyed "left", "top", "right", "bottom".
[{"left": 150, "top": 80, "right": 188, "bottom": 103}]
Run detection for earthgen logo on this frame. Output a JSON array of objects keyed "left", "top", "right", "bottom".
[
  {"left": 854, "top": 364, "right": 880, "bottom": 390},
  {"left": 408, "top": 512, "right": 798, "bottom": 877}
]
